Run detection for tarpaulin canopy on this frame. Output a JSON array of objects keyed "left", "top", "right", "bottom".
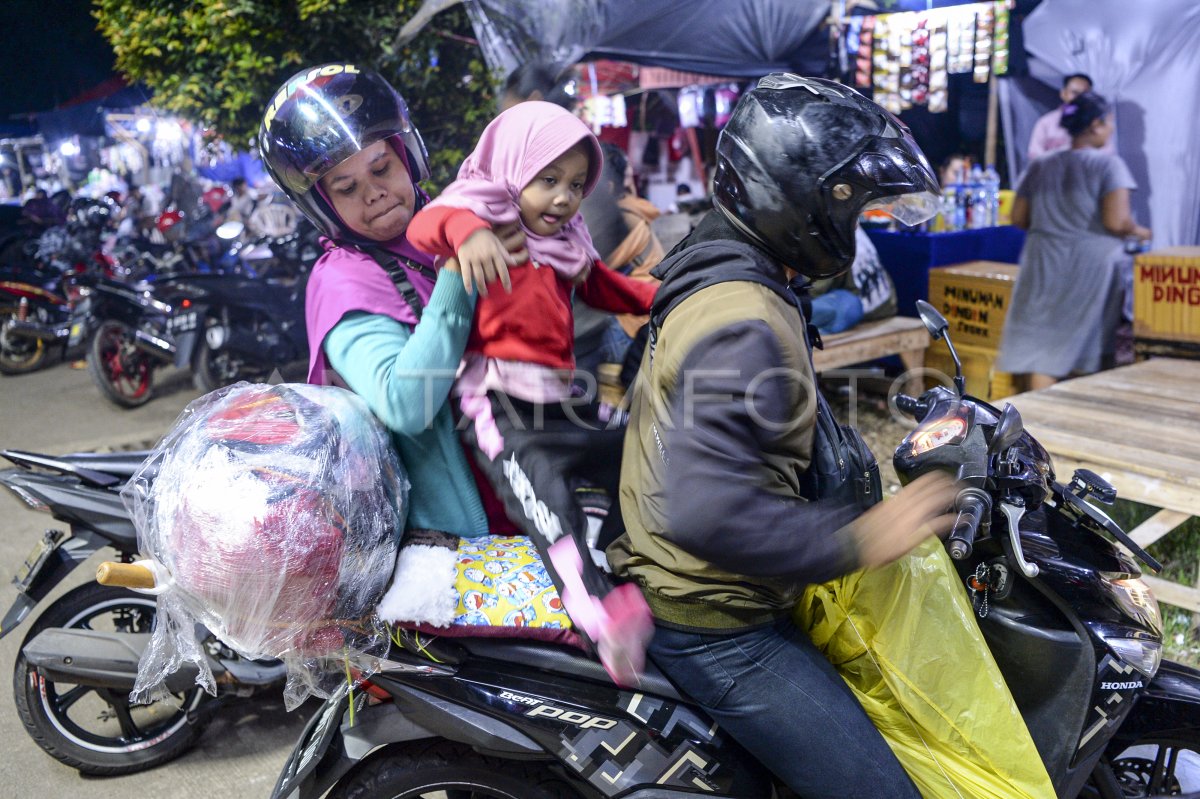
[
  {"left": 407, "top": 0, "right": 831, "bottom": 79},
  {"left": 35, "top": 84, "right": 151, "bottom": 143},
  {"left": 1004, "top": 0, "right": 1200, "bottom": 247}
]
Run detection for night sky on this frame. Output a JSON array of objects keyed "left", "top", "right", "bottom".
[{"left": 1, "top": 0, "right": 116, "bottom": 118}]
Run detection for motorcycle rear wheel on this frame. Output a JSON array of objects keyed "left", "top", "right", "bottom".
[
  {"left": 1108, "top": 739, "right": 1200, "bottom": 797},
  {"left": 87, "top": 319, "right": 155, "bottom": 407},
  {"left": 0, "top": 303, "right": 51, "bottom": 374},
  {"left": 331, "top": 740, "right": 578, "bottom": 799},
  {"left": 13, "top": 581, "right": 213, "bottom": 775}
]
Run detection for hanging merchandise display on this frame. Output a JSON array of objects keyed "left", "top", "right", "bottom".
[{"left": 845, "top": 1, "right": 1012, "bottom": 113}]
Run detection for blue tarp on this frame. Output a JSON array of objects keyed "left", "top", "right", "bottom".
[
  {"left": 195, "top": 150, "right": 269, "bottom": 187},
  {"left": 34, "top": 84, "right": 151, "bottom": 142}
]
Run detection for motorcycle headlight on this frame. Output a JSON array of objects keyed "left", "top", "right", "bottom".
[
  {"left": 903, "top": 416, "right": 967, "bottom": 456},
  {"left": 1106, "top": 636, "right": 1162, "bottom": 680}
]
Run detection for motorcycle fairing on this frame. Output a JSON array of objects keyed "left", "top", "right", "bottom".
[
  {"left": 1075, "top": 652, "right": 1153, "bottom": 766},
  {"left": 437, "top": 658, "right": 772, "bottom": 797},
  {"left": 1107, "top": 659, "right": 1200, "bottom": 748}
]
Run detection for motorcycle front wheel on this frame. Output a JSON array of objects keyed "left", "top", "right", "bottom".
[
  {"left": 13, "top": 581, "right": 213, "bottom": 775},
  {"left": 0, "top": 303, "right": 51, "bottom": 374},
  {"left": 1107, "top": 739, "right": 1200, "bottom": 797},
  {"left": 331, "top": 740, "right": 578, "bottom": 799},
  {"left": 87, "top": 319, "right": 155, "bottom": 407}
]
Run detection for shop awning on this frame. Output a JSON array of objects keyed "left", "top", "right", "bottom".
[{"left": 402, "top": 0, "right": 831, "bottom": 78}]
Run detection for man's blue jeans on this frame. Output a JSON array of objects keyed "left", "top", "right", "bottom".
[{"left": 648, "top": 619, "right": 921, "bottom": 799}]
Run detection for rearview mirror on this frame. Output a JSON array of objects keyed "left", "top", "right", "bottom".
[
  {"left": 916, "top": 300, "right": 949, "bottom": 341},
  {"left": 990, "top": 403, "right": 1025, "bottom": 454},
  {"left": 915, "top": 300, "right": 965, "bottom": 397}
]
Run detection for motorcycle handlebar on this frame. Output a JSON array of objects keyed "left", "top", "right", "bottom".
[
  {"left": 947, "top": 493, "right": 988, "bottom": 561},
  {"left": 894, "top": 393, "right": 929, "bottom": 420}
]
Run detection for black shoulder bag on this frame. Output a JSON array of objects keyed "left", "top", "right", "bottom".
[{"left": 789, "top": 279, "right": 883, "bottom": 510}]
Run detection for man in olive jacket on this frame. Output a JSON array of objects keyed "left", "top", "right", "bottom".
[{"left": 609, "top": 75, "right": 957, "bottom": 798}]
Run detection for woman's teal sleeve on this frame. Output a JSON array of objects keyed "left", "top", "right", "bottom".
[{"left": 322, "top": 270, "right": 475, "bottom": 435}]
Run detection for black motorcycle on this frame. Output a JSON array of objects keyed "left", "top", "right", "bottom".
[
  {"left": 0, "top": 201, "right": 117, "bottom": 374},
  {"left": 260, "top": 301, "right": 1199, "bottom": 799},
  {"left": 82, "top": 260, "right": 309, "bottom": 406},
  {"left": 0, "top": 448, "right": 286, "bottom": 774}
]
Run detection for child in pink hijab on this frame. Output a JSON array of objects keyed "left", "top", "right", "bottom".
[{"left": 408, "top": 101, "right": 655, "bottom": 686}]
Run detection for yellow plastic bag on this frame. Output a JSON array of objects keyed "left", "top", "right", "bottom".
[{"left": 794, "top": 539, "right": 1055, "bottom": 799}]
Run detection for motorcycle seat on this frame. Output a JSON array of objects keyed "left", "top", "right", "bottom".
[
  {"left": 458, "top": 637, "right": 683, "bottom": 701},
  {"left": 1, "top": 449, "right": 152, "bottom": 487},
  {"left": 58, "top": 451, "right": 152, "bottom": 479}
]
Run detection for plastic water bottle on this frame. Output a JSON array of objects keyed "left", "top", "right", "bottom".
[
  {"left": 952, "top": 182, "right": 967, "bottom": 231},
  {"left": 982, "top": 165, "right": 1001, "bottom": 227},
  {"left": 968, "top": 165, "right": 986, "bottom": 228}
]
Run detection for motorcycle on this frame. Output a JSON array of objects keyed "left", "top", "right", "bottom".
[
  {"left": 256, "top": 300, "right": 1199, "bottom": 799},
  {"left": 0, "top": 447, "right": 286, "bottom": 774},
  {"left": 82, "top": 251, "right": 309, "bottom": 406},
  {"left": 0, "top": 200, "right": 118, "bottom": 374}
]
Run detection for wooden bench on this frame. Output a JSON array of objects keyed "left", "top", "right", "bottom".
[
  {"left": 812, "top": 315, "right": 930, "bottom": 396},
  {"left": 596, "top": 315, "right": 932, "bottom": 407}
]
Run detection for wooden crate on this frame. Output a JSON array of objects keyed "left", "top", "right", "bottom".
[
  {"left": 925, "top": 339, "right": 1018, "bottom": 402},
  {"left": 1133, "top": 247, "right": 1200, "bottom": 345},
  {"left": 926, "top": 261, "right": 1020, "bottom": 350}
]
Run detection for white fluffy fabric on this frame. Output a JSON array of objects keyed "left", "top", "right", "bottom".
[{"left": 376, "top": 544, "right": 459, "bottom": 626}]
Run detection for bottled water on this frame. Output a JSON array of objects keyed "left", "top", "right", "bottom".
[{"left": 982, "top": 165, "right": 1001, "bottom": 227}]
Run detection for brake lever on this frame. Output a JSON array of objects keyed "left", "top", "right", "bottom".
[{"left": 1000, "top": 499, "right": 1039, "bottom": 579}]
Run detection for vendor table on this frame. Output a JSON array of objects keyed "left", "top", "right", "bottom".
[
  {"left": 1005, "top": 358, "right": 1200, "bottom": 613},
  {"left": 865, "top": 226, "right": 1025, "bottom": 317}
]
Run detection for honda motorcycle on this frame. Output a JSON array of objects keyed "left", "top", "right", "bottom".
[
  {"left": 0, "top": 448, "right": 286, "bottom": 774},
  {"left": 83, "top": 261, "right": 309, "bottom": 406},
  {"left": 260, "top": 301, "right": 1199, "bottom": 799}
]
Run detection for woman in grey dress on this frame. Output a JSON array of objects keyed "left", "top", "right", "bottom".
[{"left": 997, "top": 91, "right": 1151, "bottom": 390}]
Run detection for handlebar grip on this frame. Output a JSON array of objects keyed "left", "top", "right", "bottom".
[
  {"left": 947, "top": 497, "right": 987, "bottom": 560},
  {"left": 894, "top": 394, "right": 929, "bottom": 420},
  {"left": 96, "top": 561, "right": 156, "bottom": 590}
]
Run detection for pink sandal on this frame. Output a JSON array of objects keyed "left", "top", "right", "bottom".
[{"left": 548, "top": 538, "right": 655, "bottom": 688}]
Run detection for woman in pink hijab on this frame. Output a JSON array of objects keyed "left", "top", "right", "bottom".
[{"left": 408, "top": 101, "right": 656, "bottom": 687}]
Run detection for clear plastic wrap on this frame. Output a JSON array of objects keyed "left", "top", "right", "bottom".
[{"left": 122, "top": 382, "right": 408, "bottom": 710}]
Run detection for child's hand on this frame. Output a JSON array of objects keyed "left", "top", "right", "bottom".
[
  {"left": 458, "top": 229, "right": 514, "bottom": 297},
  {"left": 493, "top": 221, "right": 528, "bottom": 265}
]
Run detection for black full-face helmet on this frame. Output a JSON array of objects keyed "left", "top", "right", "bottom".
[
  {"left": 258, "top": 64, "right": 430, "bottom": 243},
  {"left": 713, "top": 74, "right": 940, "bottom": 279}
]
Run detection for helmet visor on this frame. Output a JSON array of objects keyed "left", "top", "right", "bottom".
[{"left": 864, "top": 190, "right": 941, "bottom": 226}]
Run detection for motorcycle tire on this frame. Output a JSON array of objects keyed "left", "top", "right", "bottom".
[
  {"left": 87, "top": 319, "right": 155, "bottom": 407},
  {"left": 331, "top": 740, "right": 579, "bottom": 799},
  {"left": 0, "top": 303, "right": 51, "bottom": 374},
  {"left": 12, "top": 581, "right": 214, "bottom": 775},
  {"left": 1107, "top": 738, "right": 1200, "bottom": 797}
]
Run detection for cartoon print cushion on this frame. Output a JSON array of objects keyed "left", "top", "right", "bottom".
[{"left": 377, "top": 530, "right": 583, "bottom": 648}]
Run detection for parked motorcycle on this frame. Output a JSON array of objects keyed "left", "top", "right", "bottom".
[
  {"left": 255, "top": 301, "right": 1199, "bottom": 799},
  {"left": 0, "top": 199, "right": 118, "bottom": 374},
  {"left": 82, "top": 254, "right": 309, "bottom": 406},
  {"left": 0, "top": 448, "right": 286, "bottom": 774}
]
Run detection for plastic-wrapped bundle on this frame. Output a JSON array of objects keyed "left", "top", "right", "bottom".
[{"left": 122, "top": 382, "right": 408, "bottom": 709}]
